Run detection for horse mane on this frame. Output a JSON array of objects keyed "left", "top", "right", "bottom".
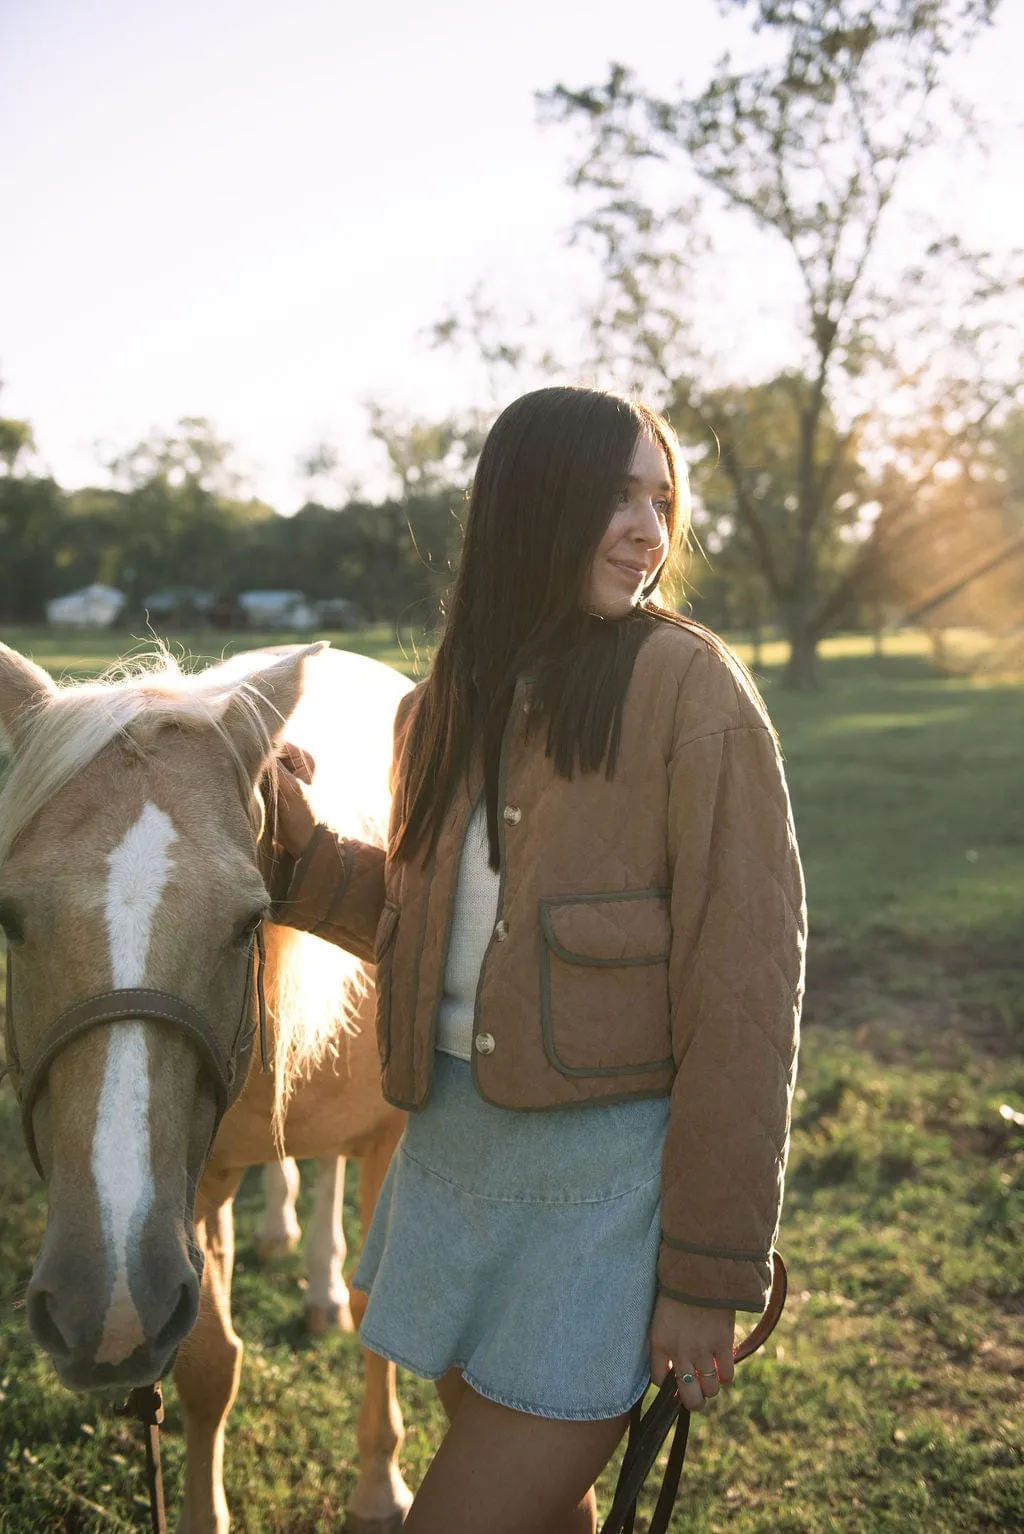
[
  {"left": 0, "top": 650, "right": 269, "bottom": 866},
  {"left": 244, "top": 648, "right": 408, "bottom": 1143},
  {"left": 0, "top": 645, "right": 410, "bottom": 1146}
]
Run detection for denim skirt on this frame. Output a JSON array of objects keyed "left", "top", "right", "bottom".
[{"left": 352, "top": 1052, "right": 671, "bottom": 1421}]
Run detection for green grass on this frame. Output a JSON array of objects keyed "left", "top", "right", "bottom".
[
  {"left": 764, "top": 651, "right": 1023, "bottom": 948},
  {"left": 0, "top": 626, "right": 1022, "bottom": 1531},
  {"left": 0, "top": 622, "right": 426, "bottom": 683}
]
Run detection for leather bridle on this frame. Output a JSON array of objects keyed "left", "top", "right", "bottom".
[
  {"left": 1, "top": 919, "right": 270, "bottom": 1534},
  {"left": 1, "top": 920, "right": 269, "bottom": 1179}
]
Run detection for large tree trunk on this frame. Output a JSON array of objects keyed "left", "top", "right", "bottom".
[{"left": 781, "top": 619, "right": 821, "bottom": 689}]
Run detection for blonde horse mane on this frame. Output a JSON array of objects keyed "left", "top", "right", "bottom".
[
  {"left": 0, "top": 645, "right": 410, "bottom": 1145},
  {"left": 0, "top": 649, "right": 269, "bottom": 865},
  {"left": 236, "top": 647, "right": 409, "bottom": 1143}
]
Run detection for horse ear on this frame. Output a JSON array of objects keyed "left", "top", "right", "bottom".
[
  {"left": 219, "top": 642, "right": 327, "bottom": 780},
  {"left": 0, "top": 643, "right": 57, "bottom": 751}
]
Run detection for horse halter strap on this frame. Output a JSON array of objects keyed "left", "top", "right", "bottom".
[{"left": 2, "top": 922, "right": 268, "bottom": 1179}]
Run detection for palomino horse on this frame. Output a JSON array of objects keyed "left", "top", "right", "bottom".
[
  {"left": 257, "top": 1155, "right": 355, "bottom": 1333},
  {"left": 0, "top": 640, "right": 413, "bottom": 1532}
]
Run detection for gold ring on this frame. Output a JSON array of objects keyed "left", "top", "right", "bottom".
[{"left": 695, "top": 1368, "right": 718, "bottom": 1379}]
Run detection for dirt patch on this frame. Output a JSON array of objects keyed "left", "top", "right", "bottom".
[{"left": 803, "top": 932, "right": 1024, "bottom": 1063}]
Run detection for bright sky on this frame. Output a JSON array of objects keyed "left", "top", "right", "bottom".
[{"left": 2, "top": 0, "right": 1021, "bottom": 511}]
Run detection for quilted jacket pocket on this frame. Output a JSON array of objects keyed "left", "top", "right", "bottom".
[
  {"left": 373, "top": 900, "right": 401, "bottom": 1067},
  {"left": 539, "top": 890, "right": 673, "bottom": 1077}
]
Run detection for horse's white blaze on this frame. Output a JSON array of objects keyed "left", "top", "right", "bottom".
[
  {"left": 93, "top": 803, "right": 177, "bottom": 1364},
  {"left": 92, "top": 1026, "right": 155, "bottom": 1363},
  {"left": 104, "top": 801, "right": 179, "bottom": 990}
]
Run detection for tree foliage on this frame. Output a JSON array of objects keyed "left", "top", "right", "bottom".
[
  {"left": 868, "top": 404, "right": 1024, "bottom": 663},
  {"left": 0, "top": 475, "right": 66, "bottom": 621},
  {"left": 0, "top": 417, "right": 37, "bottom": 477},
  {"left": 366, "top": 402, "right": 486, "bottom": 500},
  {"left": 540, "top": 0, "right": 1021, "bottom": 683},
  {"left": 102, "top": 416, "right": 244, "bottom": 496}
]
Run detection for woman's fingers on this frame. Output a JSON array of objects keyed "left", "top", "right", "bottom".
[
  {"left": 650, "top": 1341, "right": 671, "bottom": 1391},
  {"left": 693, "top": 1358, "right": 720, "bottom": 1399},
  {"left": 274, "top": 760, "right": 317, "bottom": 858},
  {"left": 672, "top": 1367, "right": 707, "bottom": 1413},
  {"left": 673, "top": 1357, "right": 724, "bottom": 1410},
  {"left": 278, "top": 741, "right": 316, "bottom": 783},
  {"left": 648, "top": 1293, "right": 736, "bottom": 1413}
]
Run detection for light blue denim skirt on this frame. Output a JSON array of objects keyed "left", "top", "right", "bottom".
[{"left": 352, "top": 1052, "right": 671, "bottom": 1421}]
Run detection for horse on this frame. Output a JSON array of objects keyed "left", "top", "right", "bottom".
[
  {"left": 0, "top": 639, "right": 414, "bottom": 1533},
  {"left": 257, "top": 1154, "right": 355, "bottom": 1334}
]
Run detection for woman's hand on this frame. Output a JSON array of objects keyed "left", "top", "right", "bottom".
[
  {"left": 275, "top": 743, "right": 317, "bottom": 859},
  {"left": 649, "top": 1294, "right": 736, "bottom": 1413}
]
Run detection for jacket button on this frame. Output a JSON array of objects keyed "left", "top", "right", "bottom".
[
  {"left": 502, "top": 804, "right": 522, "bottom": 825},
  {"left": 494, "top": 919, "right": 509, "bottom": 941},
  {"left": 474, "top": 1032, "right": 496, "bottom": 1055}
]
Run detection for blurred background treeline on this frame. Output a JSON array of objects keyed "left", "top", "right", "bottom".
[
  {"left": 2, "top": 395, "right": 1022, "bottom": 682},
  {"left": 0, "top": 409, "right": 472, "bottom": 634}
]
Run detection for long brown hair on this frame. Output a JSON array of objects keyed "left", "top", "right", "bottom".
[{"left": 393, "top": 386, "right": 691, "bottom": 868}]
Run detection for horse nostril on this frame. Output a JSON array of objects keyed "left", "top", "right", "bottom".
[
  {"left": 155, "top": 1279, "right": 198, "bottom": 1352},
  {"left": 27, "top": 1287, "right": 71, "bottom": 1357}
]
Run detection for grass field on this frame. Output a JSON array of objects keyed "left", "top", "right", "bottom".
[{"left": 0, "top": 626, "right": 1021, "bottom": 1531}]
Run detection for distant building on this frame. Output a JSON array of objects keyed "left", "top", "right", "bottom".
[
  {"left": 237, "top": 590, "right": 318, "bottom": 630},
  {"left": 315, "top": 596, "right": 364, "bottom": 629},
  {"left": 140, "top": 587, "right": 215, "bottom": 624},
  {"left": 45, "top": 584, "right": 126, "bottom": 629}
]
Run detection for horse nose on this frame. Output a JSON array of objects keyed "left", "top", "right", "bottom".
[
  {"left": 27, "top": 1265, "right": 200, "bottom": 1374},
  {"left": 27, "top": 1283, "right": 74, "bottom": 1359},
  {"left": 153, "top": 1276, "right": 199, "bottom": 1353}
]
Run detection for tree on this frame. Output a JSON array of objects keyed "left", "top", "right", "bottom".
[
  {"left": 103, "top": 416, "right": 244, "bottom": 497},
  {"left": 0, "top": 417, "right": 37, "bottom": 477},
  {"left": 84, "top": 421, "right": 272, "bottom": 609},
  {"left": 684, "top": 373, "right": 868, "bottom": 652},
  {"left": 0, "top": 474, "right": 67, "bottom": 621},
  {"left": 366, "top": 403, "right": 487, "bottom": 500},
  {"left": 0, "top": 372, "right": 39, "bottom": 479},
  {"left": 289, "top": 407, "right": 477, "bottom": 624},
  {"left": 868, "top": 405, "right": 1024, "bottom": 668},
  {"left": 360, "top": 403, "right": 483, "bottom": 619},
  {"left": 541, "top": 0, "right": 1022, "bottom": 684},
  {"left": 0, "top": 392, "right": 65, "bottom": 620}
]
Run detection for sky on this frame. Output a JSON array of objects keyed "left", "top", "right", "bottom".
[{"left": 2, "top": 0, "right": 1022, "bottom": 512}]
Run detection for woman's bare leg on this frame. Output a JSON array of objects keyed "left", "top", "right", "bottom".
[
  {"left": 545, "top": 1488, "right": 600, "bottom": 1534},
  {"left": 406, "top": 1381, "right": 626, "bottom": 1534},
  {"left": 435, "top": 1365, "right": 470, "bottom": 1425}
]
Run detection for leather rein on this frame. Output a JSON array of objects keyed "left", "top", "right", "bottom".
[{"left": 601, "top": 1252, "right": 789, "bottom": 1534}]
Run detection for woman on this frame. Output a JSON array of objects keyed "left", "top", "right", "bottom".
[{"left": 274, "top": 386, "right": 805, "bottom": 1534}]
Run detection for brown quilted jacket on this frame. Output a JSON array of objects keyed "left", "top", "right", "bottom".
[{"left": 276, "top": 620, "right": 806, "bottom": 1312}]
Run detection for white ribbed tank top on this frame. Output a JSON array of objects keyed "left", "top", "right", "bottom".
[{"left": 435, "top": 799, "right": 500, "bottom": 1060}]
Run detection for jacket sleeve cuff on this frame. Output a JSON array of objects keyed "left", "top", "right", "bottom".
[
  {"left": 270, "top": 824, "right": 385, "bottom": 964},
  {"left": 657, "top": 1235, "right": 770, "bottom": 1314}
]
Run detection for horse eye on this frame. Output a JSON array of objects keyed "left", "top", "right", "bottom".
[{"left": 0, "top": 900, "right": 25, "bottom": 945}]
